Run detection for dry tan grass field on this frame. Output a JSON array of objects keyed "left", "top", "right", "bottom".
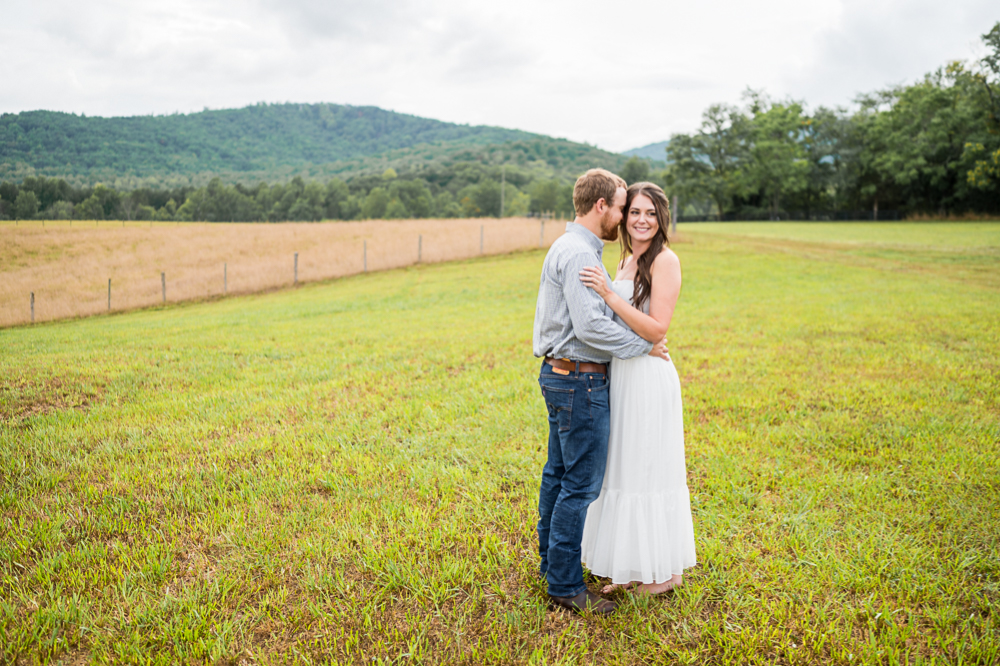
[{"left": 0, "top": 217, "right": 565, "bottom": 327}]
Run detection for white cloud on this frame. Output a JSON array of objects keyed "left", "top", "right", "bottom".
[
  {"left": 782, "top": 0, "right": 998, "bottom": 111},
  {"left": 0, "top": 0, "right": 996, "bottom": 151}
]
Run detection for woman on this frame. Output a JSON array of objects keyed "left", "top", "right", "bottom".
[{"left": 578, "top": 181, "right": 697, "bottom": 595}]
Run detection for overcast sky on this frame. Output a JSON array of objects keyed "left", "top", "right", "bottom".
[{"left": 1, "top": 0, "right": 996, "bottom": 152}]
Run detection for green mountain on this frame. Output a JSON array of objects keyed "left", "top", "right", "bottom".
[
  {"left": 622, "top": 140, "right": 669, "bottom": 162},
  {"left": 0, "top": 103, "right": 626, "bottom": 188}
]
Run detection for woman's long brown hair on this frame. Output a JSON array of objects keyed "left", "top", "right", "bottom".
[{"left": 618, "top": 182, "right": 671, "bottom": 311}]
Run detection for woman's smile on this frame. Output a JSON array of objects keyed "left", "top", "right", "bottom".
[{"left": 626, "top": 193, "right": 659, "bottom": 242}]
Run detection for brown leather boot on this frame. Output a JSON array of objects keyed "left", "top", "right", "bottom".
[{"left": 549, "top": 589, "right": 618, "bottom": 615}]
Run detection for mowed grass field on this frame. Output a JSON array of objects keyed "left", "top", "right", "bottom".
[{"left": 1, "top": 222, "right": 998, "bottom": 664}]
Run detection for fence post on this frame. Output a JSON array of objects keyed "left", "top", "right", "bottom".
[
  {"left": 294, "top": 252, "right": 299, "bottom": 284},
  {"left": 161, "top": 272, "right": 166, "bottom": 303},
  {"left": 480, "top": 225, "right": 484, "bottom": 254},
  {"left": 363, "top": 240, "right": 367, "bottom": 272},
  {"left": 107, "top": 279, "right": 111, "bottom": 311},
  {"left": 540, "top": 220, "right": 545, "bottom": 247},
  {"left": 30, "top": 292, "right": 34, "bottom": 323},
  {"left": 418, "top": 235, "right": 422, "bottom": 263},
  {"left": 224, "top": 263, "right": 227, "bottom": 294}
]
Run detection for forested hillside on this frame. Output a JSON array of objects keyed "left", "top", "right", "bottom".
[{"left": 0, "top": 103, "right": 624, "bottom": 188}]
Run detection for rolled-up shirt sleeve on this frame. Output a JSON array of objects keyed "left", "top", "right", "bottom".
[{"left": 560, "top": 252, "right": 653, "bottom": 360}]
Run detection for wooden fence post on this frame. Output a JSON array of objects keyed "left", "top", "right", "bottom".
[
  {"left": 540, "top": 220, "right": 545, "bottom": 247},
  {"left": 161, "top": 272, "right": 166, "bottom": 303},
  {"left": 363, "top": 240, "right": 367, "bottom": 272},
  {"left": 224, "top": 263, "right": 228, "bottom": 294},
  {"left": 294, "top": 252, "right": 299, "bottom": 284},
  {"left": 30, "top": 292, "right": 34, "bottom": 323},
  {"left": 418, "top": 235, "right": 422, "bottom": 263},
  {"left": 480, "top": 225, "right": 484, "bottom": 254},
  {"left": 107, "top": 279, "right": 111, "bottom": 311}
]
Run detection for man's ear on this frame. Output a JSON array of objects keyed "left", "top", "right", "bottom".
[{"left": 594, "top": 197, "right": 607, "bottom": 214}]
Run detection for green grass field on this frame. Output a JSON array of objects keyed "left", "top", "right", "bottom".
[{"left": 2, "top": 222, "right": 998, "bottom": 664}]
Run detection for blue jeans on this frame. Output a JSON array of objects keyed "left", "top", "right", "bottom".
[{"left": 537, "top": 360, "right": 611, "bottom": 597}]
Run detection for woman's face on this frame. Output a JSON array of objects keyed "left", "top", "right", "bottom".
[{"left": 626, "top": 193, "right": 659, "bottom": 244}]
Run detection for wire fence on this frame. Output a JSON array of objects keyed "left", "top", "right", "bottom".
[{"left": 0, "top": 217, "right": 569, "bottom": 328}]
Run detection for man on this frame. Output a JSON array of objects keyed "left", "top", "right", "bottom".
[{"left": 533, "top": 168, "right": 668, "bottom": 615}]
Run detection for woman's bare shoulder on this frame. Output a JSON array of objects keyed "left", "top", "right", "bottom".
[{"left": 652, "top": 247, "right": 680, "bottom": 270}]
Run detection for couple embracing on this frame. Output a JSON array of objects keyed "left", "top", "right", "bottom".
[{"left": 533, "top": 168, "right": 696, "bottom": 615}]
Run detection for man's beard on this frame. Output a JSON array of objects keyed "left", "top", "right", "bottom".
[{"left": 599, "top": 209, "right": 619, "bottom": 242}]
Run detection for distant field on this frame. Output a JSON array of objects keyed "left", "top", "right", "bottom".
[
  {"left": 0, "top": 217, "right": 561, "bottom": 328},
  {"left": 2, "top": 223, "right": 998, "bottom": 663},
  {"left": 686, "top": 220, "right": 1000, "bottom": 246},
  {"left": 684, "top": 221, "right": 1000, "bottom": 292}
]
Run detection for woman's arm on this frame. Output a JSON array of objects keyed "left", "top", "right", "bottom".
[{"left": 579, "top": 250, "right": 681, "bottom": 343}]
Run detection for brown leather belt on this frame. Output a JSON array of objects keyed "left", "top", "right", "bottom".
[{"left": 545, "top": 357, "right": 607, "bottom": 375}]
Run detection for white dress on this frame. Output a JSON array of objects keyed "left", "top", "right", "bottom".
[{"left": 581, "top": 279, "right": 697, "bottom": 584}]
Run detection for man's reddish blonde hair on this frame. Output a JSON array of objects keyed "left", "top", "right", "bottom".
[{"left": 573, "top": 168, "right": 626, "bottom": 216}]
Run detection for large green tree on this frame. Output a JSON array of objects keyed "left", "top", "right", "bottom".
[
  {"left": 621, "top": 157, "right": 651, "bottom": 185},
  {"left": 176, "top": 179, "right": 262, "bottom": 222},
  {"left": 789, "top": 106, "right": 855, "bottom": 216},
  {"left": 738, "top": 93, "right": 810, "bottom": 219},
  {"left": 74, "top": 184, "right": 121, "bottom": 220},
  {"left": 13, "top": 191, "right": 39, "bottom": 219},
  {"left": 964, "top": 22, "right": 1000, "bottom": 195},
  {"left": 361, "top": 187, "right": 390, "bottom": 219},
  {"left": 854, "top": 62, "right": 992, "bottom": 214},
  {"left": 389, "top": 179, "right": 433, "bottom": 218},
  {"left": 665, "top": 104, "right": 749, "bottom": 219}
]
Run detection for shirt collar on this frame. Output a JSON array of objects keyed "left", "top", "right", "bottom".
[{"left": 565, "top": 222, "right": 605, "bottom": 257}]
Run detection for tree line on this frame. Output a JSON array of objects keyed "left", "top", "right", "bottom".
[
  {"left": 662, "top": 22, "right": 1000, "bottom": 219},
  {"left": 0, "top": 162, "right": 581, "bottom": 222}
]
